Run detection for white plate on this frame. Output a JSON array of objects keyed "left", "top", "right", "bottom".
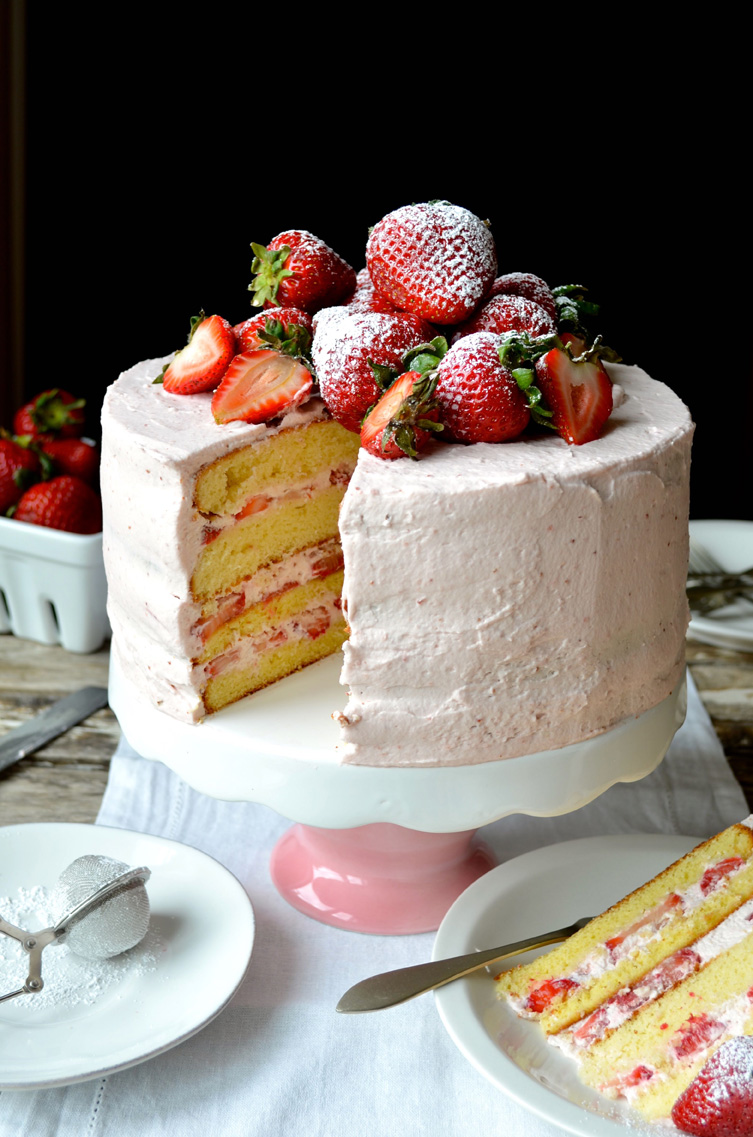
[
  {"left": 433, "top": 834, "right": 696, "bottom": 1135},
  {"left": 688, "top": 520, "right": 753, "bottom": 650},
  {"left": 0, "top": 823, "right": 255, "bottom": 1089}
]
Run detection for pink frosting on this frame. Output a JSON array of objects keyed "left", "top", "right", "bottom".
[{"left": 337, "top": 364, "right": 693, "bottom": 766}]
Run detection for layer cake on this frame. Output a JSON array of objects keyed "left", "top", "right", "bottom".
[{"left": 101, "top": 359, "right": 693, "bottom": 766}]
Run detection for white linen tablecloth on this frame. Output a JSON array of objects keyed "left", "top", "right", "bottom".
[{"left": 0, "top": 672, "right": 747, "bottom": 1137}]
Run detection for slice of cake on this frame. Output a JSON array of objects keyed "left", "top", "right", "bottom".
[
  {"left": 101, "top": 359, "right": 360, "bottom": 722},
  {"left": 496, "top": 818, "right": 753, "bottom": 1122}
]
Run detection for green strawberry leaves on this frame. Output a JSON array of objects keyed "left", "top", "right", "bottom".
[{"left": 249, "top": 243, "right": 293, "bottom": 308}]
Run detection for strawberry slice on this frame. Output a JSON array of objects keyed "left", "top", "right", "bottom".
[
  {"left": 211, "top": 349, "right": 313, "bottom": 425},
  {"left": 160, "top": 313, "right": 236, "bottom": 395},
  {"left": 360, "top": 370, "right": 442, "bottom": 460},
  {"left": 525, "top": 977, "right": 580, "bottom": 1014},
  {"left": 534, "top": 343, "right": 613, "bottom": 445},
  {"left": 700, "top": 856, "right": 745, "bottom": 895}
]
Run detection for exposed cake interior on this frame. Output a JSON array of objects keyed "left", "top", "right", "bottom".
[
  {"left": 101, "top": 364, "right": 360, "bottom": 723},
  {"left": 496, "top": 819, "right": 753, "bottom": 1121},
  {"left": 191, "top": 419, "right": 360, "bottom": 713}
]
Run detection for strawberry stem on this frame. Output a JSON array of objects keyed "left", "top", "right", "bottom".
[{"left": 249, "top": 243, "right": 293, "bottom": 308}]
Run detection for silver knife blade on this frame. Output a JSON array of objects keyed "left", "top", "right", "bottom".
[{"left": 0, "top": 687, "right": 109, "bottom": 774}]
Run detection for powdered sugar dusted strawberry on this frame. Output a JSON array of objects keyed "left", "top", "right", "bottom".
[
  {"left": 671, "top": 1036, "right": 753, "bottom": 1136},
  {"left": 211, "top": 349, "right": 313, "bottom": 425},
  {"left": 489, "top": 272, "right": 557, "bottom": 320},
  {"left": 346, "top": 269, "right": 403, "bottom": 316},
  {"left": 159, "top": 313, "right": 236, "bottom": 395},
  {"left": 452, "top": 294, "right": 556, "bottom": 342},
  {"left": 249, "top": 230, "right": 356, "bottom": 314},
  {"left": 312, "top": 309, "right": 434, "bottom": 433},
  {"left": 366, "top": 201, "right": 497, "bottom": 325},
  {"left": 434, "top": 332, "right": 530, "bottom": 443}
]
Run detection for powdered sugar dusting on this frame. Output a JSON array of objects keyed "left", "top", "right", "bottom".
[
  {"left": 0, "top": 884, "right": 160, "bottom": 1011},
  {"left": 489, "top": 271, "right": 558, "bottom": 319},
  {"left": 312, "top": 308, "right": 432, "bottom": 432},
  {"left": 453, "top": 293, "right": 556, "bottom": 341},
  {"left": 366, "top": 201, "right": 497, "bottom": 324}
]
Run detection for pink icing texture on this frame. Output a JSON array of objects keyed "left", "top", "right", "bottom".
[{"left": 337, "top": 363, "right": 693, "bottom": 766}]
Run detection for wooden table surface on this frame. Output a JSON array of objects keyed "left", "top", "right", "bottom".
[{"left": 0, "top": 635, "right": 752, "bottom": 827}]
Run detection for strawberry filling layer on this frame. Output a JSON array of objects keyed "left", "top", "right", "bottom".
[
  {"left": 518, "top": 858, "right": 749, "bottom": 1021},
  {"left": 199, "top": 464, "right": 353, "bottom": 545},
  {"left": 201, "top": 599, "right": 342, "bottom": 680},
  {"left": 568, "top": 948, "right": 701, "bottom": 1051},
  {"left": 191, "top": 539, "right": 344, "bottom": 646}
]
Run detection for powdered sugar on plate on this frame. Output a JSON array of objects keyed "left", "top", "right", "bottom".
[{"left": 0, "top": 883, "right": 159, "bottom": 1010}]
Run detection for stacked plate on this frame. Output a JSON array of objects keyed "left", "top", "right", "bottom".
[{"left": 687, "top": 520, "right": 753, "bottom": 651}]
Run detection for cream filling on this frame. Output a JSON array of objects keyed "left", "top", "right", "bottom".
[
  {"left": 553, "top": 898, "right": 753, "bottom": 1059},
  {"left": 602, "top": 986, "right": 753, "bottom": 1103},
  {"left": 507, "top": 859, "right": 750, "bottom": 1020},
  {"left": 191, "top": 539, "right": 343, "bottom": 650},
  {"left": 198, "top": 466, "right": 350, "bottom": 539},
  {"left": 197, "top": 594, "right": 344, "bottom": 681}
]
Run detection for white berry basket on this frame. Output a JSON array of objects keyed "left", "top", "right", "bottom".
[{"left": 0, "top": 516, "right": 109, "bottom": 653}]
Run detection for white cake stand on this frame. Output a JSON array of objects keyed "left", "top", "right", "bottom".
[{"left": 108, "top": 652, "right": 686, "bottom": 935}]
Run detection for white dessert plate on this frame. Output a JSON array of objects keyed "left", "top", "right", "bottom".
[
  {"left": 0, "top": 823, "right": 255, "bottom": 1089},
  {"left": 433, "top": 833, "right": 696, "bottom": 1136},
  {"left": 688, "top": 519, "right": 753, "bottom": 650}
]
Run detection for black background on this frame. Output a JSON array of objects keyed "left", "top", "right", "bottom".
[{"left": 23, "top": 23, "right": 750, "bottom": 522}]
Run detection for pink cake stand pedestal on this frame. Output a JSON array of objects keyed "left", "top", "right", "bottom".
[
  {"left": 109, "top": 652, "right": 686, "bottom": 936},
  {"left": 269, "top": 822, "right": 495, "bottom": 934}
]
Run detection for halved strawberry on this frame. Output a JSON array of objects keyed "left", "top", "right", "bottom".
[
  {"left": 534, "top": 343, "right": 613, "bottom": 445},
  {"left": 360, "top": 370, "right": 442, "bottom": 459},
  {"left": 159, "top": 313, "right": 236, "bottom": 395},
  {"left": 211, "top": 349, "right": 313, "bottom": 425}
]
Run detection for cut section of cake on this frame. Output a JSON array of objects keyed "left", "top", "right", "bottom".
[
  {"left": 101, "top": 358, "right": 360, "bottom": 722},
  {"left": 496, "top": 818, "right": 753, "bottom": 1122}
]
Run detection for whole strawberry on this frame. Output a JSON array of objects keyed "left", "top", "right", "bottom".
[
  {"left": 488, "top": 272, "right": 558, "bottom": 320},
  {"left": 434, "top": 332, "right": 530, "bottom": 443},
  {"left": 360, "top": 370, "right": 442, "bottom": 459},
  {"left": 234, "top": 308, "right": 313, "bottom": 354},
  {"left": 671, "top": 1036, "right": 753, "bottom": 1136},
  {"left": 345, "top": 268, "right": 403, "bottom": 316},
  {"left": 14, "top": 389, "right": 86, "bottom": 441},
  {"left": 14, "top": 475, "right": 102, "bottom": 534},
  {"left": 249, "top": 230, "right": 356, "bottom": 314},
  {"left": 41, "top": 438, "right": 99, "bottom": 485},
  {"left": 312, "top": 309, "right": 435, "bottom": 433},
  {"left": 452, "top": 294, "right": 556, "bottom": 342},
  {"left": 366, "top": 201, "right": 497, "bottom": 325},
  {"left": 0, "top": 437, "right": 40, "bottom": 513}
]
